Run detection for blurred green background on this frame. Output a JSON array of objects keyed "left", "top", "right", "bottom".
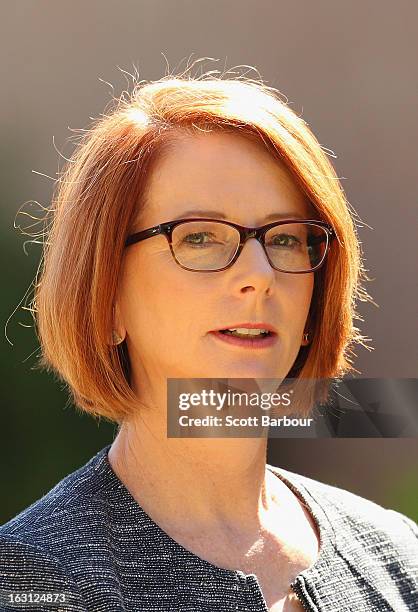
[{"left": 1, "top": 1, "right": 417, "bottom": 525}]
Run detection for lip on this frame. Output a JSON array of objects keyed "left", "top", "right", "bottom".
[
  {"left": 209, "top": 330, "right": 278, "bottom": 349},
  {"left": 208, "top": 322, "right": 278, "bottom": 350},
  {"left": 209, "top": 322, "right": 278, "bottom": 334}
]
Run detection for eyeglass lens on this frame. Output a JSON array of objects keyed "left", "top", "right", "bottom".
[{"left": 171, "top": 221, "right": 328, "bottom": 272}]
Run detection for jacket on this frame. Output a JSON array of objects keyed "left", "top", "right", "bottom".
[{"left": 0, "top": 444, "right": 417, "bottom": 611}]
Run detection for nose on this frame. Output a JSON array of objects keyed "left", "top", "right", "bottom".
[{"left": 236, "top": 236, "right": 274, "bottom": 272}]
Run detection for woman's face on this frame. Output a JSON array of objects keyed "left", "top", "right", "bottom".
[{"left": 115, "top": 131, "right": 314, "bottom": 389}]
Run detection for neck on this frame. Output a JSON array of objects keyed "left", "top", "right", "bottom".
[{"left": 107, "top": 382, "right": 288, "bottom": 538}]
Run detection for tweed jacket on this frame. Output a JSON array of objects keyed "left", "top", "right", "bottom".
[{"left": 0, "top": 444, "right": 417, "bottom": 611}]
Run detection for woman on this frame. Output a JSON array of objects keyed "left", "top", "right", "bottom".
[{"left": 1, "top": 72, "right": 417, "bottom": 612}]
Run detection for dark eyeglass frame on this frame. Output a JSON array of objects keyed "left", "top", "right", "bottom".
[{"left": 125, "top": 218, "right": 336, "bottom": 274}]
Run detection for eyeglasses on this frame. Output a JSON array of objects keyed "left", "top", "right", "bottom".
[{"left": 125, "top": 218, "right": 335, "bottom": 273}]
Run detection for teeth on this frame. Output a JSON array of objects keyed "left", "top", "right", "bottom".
[{"left": 226, "top": 328, "right": 269, "bottom": 335}]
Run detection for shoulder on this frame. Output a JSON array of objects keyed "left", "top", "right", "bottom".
[
  {"left": 268, "top": 464, "right": 418, "bottom": 571},
  {"left": 0, "top": 533, "right": 87, "bottom": 611},
  {"left": 0, "top": 448, "right": 110, "bottom": 546},
  {"left": 0, "top": 448, "right": 112, "bottom": 610},
  {"left": 289, "top": 467, "right": 417, "bottom": 537}
]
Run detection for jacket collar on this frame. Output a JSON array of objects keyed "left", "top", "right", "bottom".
[{"left": 267, "top": 463, "right": 407, "bottom": 611}]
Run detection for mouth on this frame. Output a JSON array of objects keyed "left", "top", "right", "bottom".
[{"left": 209, "top": 324, "right": 278, "bottom": 349}]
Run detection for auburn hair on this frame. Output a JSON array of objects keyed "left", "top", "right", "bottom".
[{"left": 28, "top": 68, "right": 372, "bottom": 423}]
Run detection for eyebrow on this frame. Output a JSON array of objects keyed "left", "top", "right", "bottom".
[{"left": 173, "top": 210, "right": 307, "bottom": 222}]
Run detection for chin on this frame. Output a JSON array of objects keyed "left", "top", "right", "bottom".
[{"left": 202, "top": 364, "right": 287, "bottom": 379}]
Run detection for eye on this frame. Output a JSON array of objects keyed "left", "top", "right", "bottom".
[
  {"left": 269, "top": 233, "right": 301, "bottom": 248},
  {"left": 183, "top": 232, "right": 209, "bottom": 244},
  {"left": 182, "top": 231, "right": 216, "bottom": 246}
]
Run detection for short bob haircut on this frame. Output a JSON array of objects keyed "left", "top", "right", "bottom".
[{"left": 29, "top": 69, "right": 372, "bottom": 423}]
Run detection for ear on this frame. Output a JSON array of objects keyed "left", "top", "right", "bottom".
[
  {"left": 301, "top": 331, "right": 311, "bottom": 346},
  {"left": 112, "top": 301, "right": 126, "bottom": 344},
  {"left": 301, "top": 313, "right": 312, "bottom": 346}
]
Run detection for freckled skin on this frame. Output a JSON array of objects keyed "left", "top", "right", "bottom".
[
  {"left": 109, "top": 131, "right": 318, "bottom": 612},
  {"left": 114, "top": 131, "right": 314, "bottom": 386}
]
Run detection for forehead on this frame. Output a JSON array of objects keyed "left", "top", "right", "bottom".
[{"left": 141, "top": 130, "right": 314, "bottom": 223}]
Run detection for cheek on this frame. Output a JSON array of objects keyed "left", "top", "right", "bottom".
[
  {"left": 303, "top": 274, "right": 315, "bottom": 311},
  {"left": 121, "top": 254, "right": 207, "bottom": 336},
  {"left": 283, "top": 275, "right": 314, "bottom": 327}
]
